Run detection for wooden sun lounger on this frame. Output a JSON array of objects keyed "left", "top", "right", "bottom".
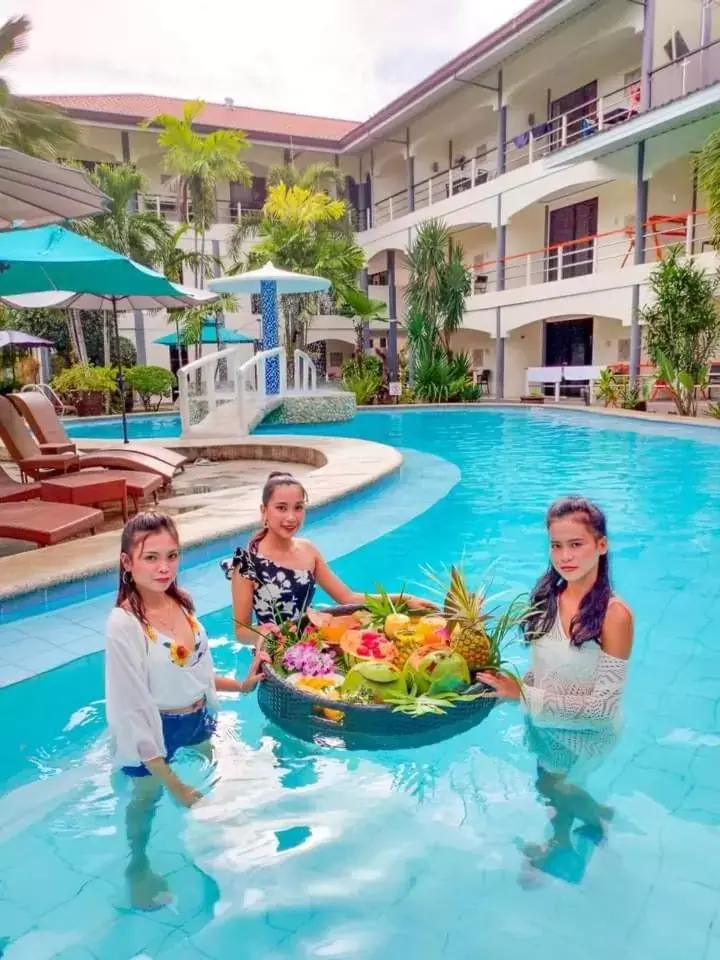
[
  {"left": 0, "top": 501, "right": 103, "bottom": 546},
  {"left": 8, "top": 393, "right": 186, "bottom": 471},
  {"left": 0, "top": 397, "right": 176, "bottom": 485},
  {"left": 0, "top": 465, "right": 41, "bottom": 504}
]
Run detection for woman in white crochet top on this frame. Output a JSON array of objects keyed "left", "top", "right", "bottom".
[{"left": 479, "top": 497, "right": 634, "bottom": 876}]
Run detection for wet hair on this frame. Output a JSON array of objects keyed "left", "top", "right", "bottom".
[
  {"left": 247, "top": 472, "right": 308, "bottom": 554},
  {"left": 115, "top": 511, "right": 194, "bottom": 624},
  {"left": 524, "top": 496, "right": 612, "bottom": 647}
]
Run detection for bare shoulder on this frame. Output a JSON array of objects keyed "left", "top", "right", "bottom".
[
  {"left": 296, "top": 537, "right": 321, "bottom": 559},
  {"left": 601, "top": 597, "right": 634, "bottom": 659}
]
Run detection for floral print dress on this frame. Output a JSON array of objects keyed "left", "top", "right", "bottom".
[{"left": 222, "top": 547, "right": 317, "bottom": 626}]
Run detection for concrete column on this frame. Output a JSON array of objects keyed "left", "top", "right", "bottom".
[
  {"left": 495, "top": 195, "right": 506, "bottom": 398},
  {"left": 359, "top": 268, "right": 371, "bottom": 352},
  {"left": 497, "top": 70, "right": 507, "bottom": 176},
  {"left": 630, "top": 140, "right": 648, "bottom": 384},
  {"left": 133, "top": 313, "right": 147, "bottom": 364},
  {"left": 640, "top": 0, "right": 656, "bottom": 110},
  {"left": 407, "top": 156, "right": 415, "bottom": 212},
  {"left": 386, "top": 249, "right": 399, "bottom": 383}
]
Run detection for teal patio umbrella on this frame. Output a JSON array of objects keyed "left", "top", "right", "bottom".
[
  {"left": 153, "top": 323, "right": 254, "bottom": 346},
  {"left": 0, "top": 225, "right": 218, "bottom": 442}
]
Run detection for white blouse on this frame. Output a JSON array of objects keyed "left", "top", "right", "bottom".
[
  {"left": 522, "top": 610, "right": 628, "bottom": 730},
  {"left": 105, "top": 606, "right": 219, "bottom": 768}
]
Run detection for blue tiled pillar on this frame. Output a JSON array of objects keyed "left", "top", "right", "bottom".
[{"left": 260, "top": 279, "right": 280, "bottom": 394}]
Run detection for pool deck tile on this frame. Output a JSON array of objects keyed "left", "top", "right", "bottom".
[{"left": 0, "top": 435, "right": 402, "bottom": 606}]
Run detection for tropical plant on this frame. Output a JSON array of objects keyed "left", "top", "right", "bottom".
[
  {"left": 640, "top": 247, "right": 720, "bottom": 416},
  {"left": 405, "top": 219, "right": 472, "bottom": 356},
  {"left": 617, "top": 376, "right": 651, "bottom": 410},
  {"left": 595, "top": 368, "right": 619, "bottom": 407},
  {"left": 268, "top": 161, "right": 344, "bottom": 194},
  {"left": 51, "top": 364, "right": 117, "bottom": 396},
  {"left": 708, "top": 401, "right": 720, "bottom": 419},
  {"left": 696, "top": 129, "right": 720, "bottom": 248},
  {"left": 413, "top": 350, "right": 480, "bottom": 403},
  {"left": 343, "top": 368, "right": 382, "bottom": 405},
  {"left": 143, "top": 99, "right": 251, "bottom": 285},
  {"left": 230, "top": 183, "right": 365, "bottom": 353},
  {"left": 0, "top": 17, "right": 78, "bottom": 158},
  {"left": 338, "top": 287, "right": 387, "bottom": 356},
  {"left": 124, "top": 365, "right": 176, "bottom": 411}
]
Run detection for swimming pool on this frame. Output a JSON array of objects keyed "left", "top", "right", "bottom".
[
  {"left": 3, "top": 407, "right": 720, "bottom": 960},
  {"left": 66, "top": 412, "right": 182, "bottom": 441}
]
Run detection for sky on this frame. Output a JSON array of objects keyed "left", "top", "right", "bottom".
[{"left": 7, "top": 0, "right": 530, "bottom": 120}]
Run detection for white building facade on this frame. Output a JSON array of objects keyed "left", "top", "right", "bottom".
[{"left": 41, "top": 0, "right": 720, "bottom": 396}]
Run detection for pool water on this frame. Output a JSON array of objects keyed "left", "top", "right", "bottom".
[
  {"left": 66, "top": 413, "right": 183, "bottom": 441},
  {"left": 3, "top": 408, "right": 720, "bottom": 960}
]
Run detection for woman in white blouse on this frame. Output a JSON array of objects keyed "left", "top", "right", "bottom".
[
  {"left": 105, "top": 511, "right": 268, "bottom": 910},
  {"left": 478, "top": 497, "right": 633, "bottom": 875}
]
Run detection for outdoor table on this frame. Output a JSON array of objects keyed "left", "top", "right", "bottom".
[{"left": 40, "top": 473, "right": 128, "bottom": 521}]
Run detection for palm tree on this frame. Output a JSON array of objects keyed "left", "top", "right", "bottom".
[
  {"left": 338, "top": 287, "right": 387, "bottom": 356},
  {"left": 143, "top": 100, "right": 251, "bottom": 286},
  {"left": 0, "top": 16, "right": 78, "bottom": 158},
  {"left": 74, "top": 163, "right": 170, "bottom": 364},
  {"left": 268, "top": 161, "right": 344, "bottom": 194}
]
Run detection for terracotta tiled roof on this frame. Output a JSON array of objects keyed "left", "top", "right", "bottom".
[{"left": 34, "top": 94, "right": 360, "bottom": 146}]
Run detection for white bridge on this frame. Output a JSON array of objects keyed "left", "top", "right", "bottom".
[{"left": 177, "top": 345, "right": 322, "bottom": 437}]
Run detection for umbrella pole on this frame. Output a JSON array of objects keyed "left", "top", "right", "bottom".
[{"left": 112, "top": 297, "right": 129, "bottom": 445}]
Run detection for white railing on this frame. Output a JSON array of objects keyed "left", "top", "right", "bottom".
[
  {"left": 139, "top": 194, "right": 264, "bottom": 226},
  {"left": 177, "top": 345, "right": 321, "bottom": 436},
  {"left": 471, "top": 210, "right": 712, "bottom": 296},
  {"left": 293, "top": 349, "right": 318, "bottom": 392}
]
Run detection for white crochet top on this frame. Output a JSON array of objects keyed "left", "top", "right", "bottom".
[
  {"left": 105, "top": 607, "right": 219, "bottom": 768},
  {"left": 522, "top": 604, "right": 628, "bottom": 731}
]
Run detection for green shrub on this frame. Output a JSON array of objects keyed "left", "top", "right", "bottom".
[
  {"left": 124, "top": 365, "right": 176, "bottom": 411},
  {"left": 344, "top": 370, "right": 382, "bottom": 405},
  {"left": 51, "top": 364, "right": 117, "bottom": 395}
]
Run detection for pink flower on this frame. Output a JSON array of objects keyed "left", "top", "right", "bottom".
[{"left": 282, "top": 642, "right": 336, "bottom": 676}]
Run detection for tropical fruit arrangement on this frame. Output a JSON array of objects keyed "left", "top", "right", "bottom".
[{"left": 256, "top": 566, "right": 528, "bottom": 721}]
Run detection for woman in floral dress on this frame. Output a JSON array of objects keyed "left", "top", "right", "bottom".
[{"left": 224, "top": 472, "right": 429, "bottom": 643}]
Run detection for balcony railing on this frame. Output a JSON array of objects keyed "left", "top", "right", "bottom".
[
  {"left": 650, "top": 38, "right": 720, "bottom": 109},
  {"left": 472, "top": 209, "right": 712, "bottom": 294},
  {"left": 370, "top": 150, "right": 498, "bottom": 228},
  {"left": 139, "top": 194, "right": 264, "bottom": 226},
  {"left": 363, "top": 62, "right": 719, "bottom": 231}
]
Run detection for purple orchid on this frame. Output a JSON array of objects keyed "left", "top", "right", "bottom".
[{"left": 282, "top": 642, "right": 336, "bottom": 676}]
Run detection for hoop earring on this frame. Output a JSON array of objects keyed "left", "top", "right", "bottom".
[{"left": 122, "top": 570, "right": 132, "bottom": 586}]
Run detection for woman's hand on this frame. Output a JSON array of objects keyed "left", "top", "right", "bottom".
[
  {"left": 170, "top": 782, "right": 203, "bottom": 808},
  {"left": 240, "top": 650, "right": 272, "bottom": 692},
  {"left": 406, "top": 595, "right": 437, "bottom": 612},
  {"left": 476, "top": 671, "right": 523, "bottom": 701}
]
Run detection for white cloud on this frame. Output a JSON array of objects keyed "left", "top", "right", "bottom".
[{"left": 7, "top": 0, "right": 529, "bottom": 119}]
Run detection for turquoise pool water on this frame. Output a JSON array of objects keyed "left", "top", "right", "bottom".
[
  {"left": 3, "top": 408, "right": 720, "bottom": 960},
  {"left": 66, "top": 413, "right": 183, "bottom": 441}
]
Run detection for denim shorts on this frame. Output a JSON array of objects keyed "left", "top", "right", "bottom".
[{"left": 122, "top": 704, "right": 217, "bottom": 778}]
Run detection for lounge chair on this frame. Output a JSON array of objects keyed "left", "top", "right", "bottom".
[
  {"left": 0, "top": 501, "right": 103, "bottom": 546},
  {"left": 0, "top": 465, "right": 40, "bottom": 503},
  {"left": 9, "top": 392, "right": 186, "bottom": 471},
  {"left": 0, "top": 397, "right": 176, "bottom": 484}
]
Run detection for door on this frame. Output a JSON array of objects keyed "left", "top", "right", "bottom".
[
  {"left": 545, "top": 318, "right": 593, "bottom": 367},
  {"left": 547, "top": 198, "right": 598, "bottom": 280},
  {"left": 169, "top": 345, "right": 189, "bottom": 399},
  {"left": 550, "top": 80, "right": 597, "bottom": 146}
]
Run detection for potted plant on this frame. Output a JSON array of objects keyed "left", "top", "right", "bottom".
[
  {"left": 51, "top": 364, "right": 117, "bottom": 417},
  {"left": 618, "top": 376, "right": 651, "bottom": 412}
]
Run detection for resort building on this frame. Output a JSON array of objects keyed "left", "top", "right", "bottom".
[{"left": 39, "top": 0, "right": 720, "bottom": 396}]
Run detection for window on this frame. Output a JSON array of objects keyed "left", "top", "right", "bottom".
[
  {"left": 380, "top": 337, "right": 387, "bottom": 349},
  {"left": 618, "top": 339, "right": 630, "bottom": 362},
  {"left": 472, "top": 348, "right": 486, "bottom": 367},
  {"left": 250, "top": 294, "right": 261, "bottom": 314},
  {"left": 329, "top": 352, "right": 344, "bottom": 367},
  {"left": 368, "top": 270, "right": 388, "bottom": 285}
]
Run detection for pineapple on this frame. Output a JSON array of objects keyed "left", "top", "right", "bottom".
[
  {"left": 393, "top": 626, "right": 426, "bottom": 664},
  {"left": 443, "top": 566, "right": 493, "bottom": 672}
]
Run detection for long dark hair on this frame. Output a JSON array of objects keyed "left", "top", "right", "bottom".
[
  {"left": 116, "top": 511, "right": 194, "bottom": 625},
  {"left": 524, "top": 497, "right": 612, "bottom": 647},
  {"left": 247, "top": 471, "right": 308, "bottom": 554}
]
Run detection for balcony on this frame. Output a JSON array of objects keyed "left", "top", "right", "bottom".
[
  {"left": 471, "top": 208, "right": 713, "bottom": 297},
  {"left": 363, "top": 81, "right": 644, "bottom": 232},
  {"left": 650, "top": 39, "right": 720, "bottom": 109},
  {"left": 139, "top": 194, "right": 264, "bottom": 226}
]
